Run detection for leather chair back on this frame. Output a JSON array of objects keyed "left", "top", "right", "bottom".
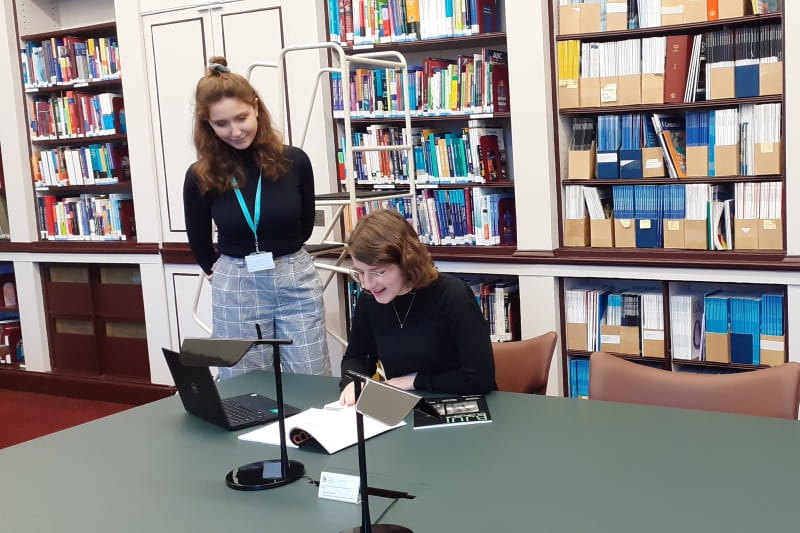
[
  {"left": 589, "top": 351, "right": 800, "bottom": 419},
  {"left": 493, "top": 331, "right": 558, "bottom": 395}
]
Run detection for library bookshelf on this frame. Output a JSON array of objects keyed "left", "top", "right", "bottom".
[
  {"left": 548, "top": 1, "right": 792, "bottom": 396},
  {"left": 325, "top": 1, "right": 522, "bottom": 339}
]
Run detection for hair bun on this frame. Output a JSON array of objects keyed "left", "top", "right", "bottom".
[{"left": 207, "top": 56, "right": 230, "bottom": 74}]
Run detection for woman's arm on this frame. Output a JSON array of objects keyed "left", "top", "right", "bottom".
[
  {"left": 339, "top": 292, "right": 378, "bottom": 389},
  {"left": 290, "top": 147, "right": 316, "bottom": 243},
  {"left": 183, "top": 168, "right": 218, "bottom": 275}
]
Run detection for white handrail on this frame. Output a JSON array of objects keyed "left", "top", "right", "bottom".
[{"left": 192, "top": 274, "right": 212, "bottom": 335}]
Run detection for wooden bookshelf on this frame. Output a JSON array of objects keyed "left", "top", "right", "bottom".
[{"left": 549, "top": 4, "right": 788, "bottom": 394}]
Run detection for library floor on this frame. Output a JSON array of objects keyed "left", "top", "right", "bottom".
[{"left": 0, "top": 389, "right": 134, "bottom": 449}]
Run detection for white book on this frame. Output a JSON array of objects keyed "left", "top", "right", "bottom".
[{"left": 238, "top": 404, "right": 405, "bottom": 455}]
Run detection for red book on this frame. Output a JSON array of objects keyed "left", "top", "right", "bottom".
[
  {"left": 490, "top": 64, "right": 510, "bottom": 112},
  {"left": 663, "top": 35, "right": 692, "bottom": 103},
  {"left": 43, "top": 195, "right": 57, "bottom": 236}
]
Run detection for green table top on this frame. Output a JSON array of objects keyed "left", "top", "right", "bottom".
[{"left": 2, "top": 371, "right": 798, "bottom": 532}]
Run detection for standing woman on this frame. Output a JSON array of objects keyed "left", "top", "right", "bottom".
[
  {"left": 339, "top": 209, "right": 495, "bottom": 405},
  {"left": 183, "top": 56, "right": 330, "bottom": 379}
]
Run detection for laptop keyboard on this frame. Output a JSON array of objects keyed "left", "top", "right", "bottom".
[{"left": 222, "top": 399, "right": 266, "bottom": 425}]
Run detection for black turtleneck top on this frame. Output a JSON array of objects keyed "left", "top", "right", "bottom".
[
  {"left": 340, "top": 273, "right": 496, "bottom": 395},
  {"left": 183, "top": 145, "right": 316, "bottom": 274}
]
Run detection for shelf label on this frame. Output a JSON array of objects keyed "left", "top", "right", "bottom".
[
  {"left": 761, "top": 339, "right": 785, "bottom": 352},
  {"left": 601, "top": 334, "right": 620, "bottom": 345}
]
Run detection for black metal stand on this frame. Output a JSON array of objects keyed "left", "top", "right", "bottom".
[
  {"left": 340, "top": 374, "right": 412, "bottom": 533},
  {"left": 225, "top": 330, "right": 304, "bottom": 490}
]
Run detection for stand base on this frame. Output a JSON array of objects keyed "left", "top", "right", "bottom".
[
  {"left": 225, "top": 459, "right": 304, "bottom": 491},
  {"left": 341, "top": 526, "right": 413, "bottom": 532}
]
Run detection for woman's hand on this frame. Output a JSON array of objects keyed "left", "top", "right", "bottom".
[
  {"left": 339, "top": 382, "right": 356, "bottom": 406},
  {"left": 385, "top": 373, "right": 417, "bottom": 391}
]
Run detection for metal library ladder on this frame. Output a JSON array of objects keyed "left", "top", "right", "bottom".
[{"left": 193, "top": 42, "right": 418, "bottom": 348}]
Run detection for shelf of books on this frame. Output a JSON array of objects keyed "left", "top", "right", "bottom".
[
  {"left": 19, "top": 21, "right": 135, "bottom": 244},
  {"left": 551, "top": 1, "right": 787, "bottom": 397},
  {"left": 562, "top": 277, "right": 787, "bottom": 398},
  {"left": 326, "top": 0, "right": 516, "bottom": 255},
  {"left": 553, "top": 1, "right": 784, "bottom": 259}
]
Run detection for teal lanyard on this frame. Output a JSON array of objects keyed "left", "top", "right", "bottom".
[{"left": 232, "top": 172, "right": 262, "bottom": 252}]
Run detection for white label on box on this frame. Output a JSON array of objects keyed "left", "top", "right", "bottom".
[
  {"left": 318, "top": 471, "right": 361, "bottom": 504},
  {"left": 618, "top": 219, "right": 632, "bottom": 228},
  {"left": 639, "top": 219, "right": 652, "bottom": 229},
  {"left": 667, "top": 220, "right": 680, "bottom": 231},
  {"left": 645, "top": 158, "right": 663, "bottom": 169},
  {"left": 662, "top": 6, "right": 684, "bottom": 14},
  {"left": 606, "top": 3, "right": 627, "bottom": 13},
  {"left": 600, "top": 84, "right": 617, "bottom": 103},
  {"left": 643, "top": 329, "right": 664, "bottom": 341},
  {"left": 761, "top": 339, "right": 785, "bottom": 352},
  {"left": 597, "top": 152, "right": 618, "bottom": 163},
  {"left": 601, "top": 334, "right": 621, "bottom": 344},
  {"left": 760, "top": 143, "right": 774, "bottom": 153},
  {"left": 763, "top": 220, "right": 777, "bottom": 230}
]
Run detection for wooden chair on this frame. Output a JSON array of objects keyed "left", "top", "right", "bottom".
[
  {"left": 493, "top": 331, "right": 558, "bottom": 395},
  {"left": 589, "top": 351, "right": 800, "bottom": 419}
]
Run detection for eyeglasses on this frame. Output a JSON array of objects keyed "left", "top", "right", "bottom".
[{"left": 348, "top": 267, "right": 390, "bottom": 285}]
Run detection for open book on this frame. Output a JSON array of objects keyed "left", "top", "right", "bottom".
[{"left": 237, "top": 404, "right": 405, "bottom": 454}]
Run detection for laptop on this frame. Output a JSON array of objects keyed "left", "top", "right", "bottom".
[{"left": 162, "top": 348, "right": 300, "bottom": 431}]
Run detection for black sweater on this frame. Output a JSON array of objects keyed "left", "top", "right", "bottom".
[
  {"left": 183, "top": 146, "right": 315, "bottom": 274},
  {"left": 340, "top": 273, "right": 496, "bottom": 395}
]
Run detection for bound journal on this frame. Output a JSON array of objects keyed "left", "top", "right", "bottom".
[{"left": 237, "top": 403, "right": 405, "bottom": 454}]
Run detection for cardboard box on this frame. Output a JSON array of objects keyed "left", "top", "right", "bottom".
[
  {"left": 686, "top": 145, "right": 708, "bottom": 177},
  {"left": 564, "top": 217, "right": 589, "bottom": 247},
  {"left": 734, "top": 219, "right": 759, "bottom": 250},
  {"left": 568, "top": 147, "right": 596, "bottom": 180},
  {"left": 684, "top": 0, "right": 708, "bottom": 22},
  {"left": 559, "top": 79, "right": 581, "bottom": 109},
  {"left": 600, "top": 324, "right": 622, "bottom": 353},
  {"left": 619, "top": 326, "right": 640, "bottom": 355},
  {"left": 642, "top": 329, "right": 665, "bottom": 358},
  {"left": 617, "top": 74, "right": 642, "bottom": 106},
  {"left": 663, "top": 219, "right": 686, "bottom": 249},
  {"left": 558, "top": 5, "right": 581, "bottom": 35},
  {"left": 661, "top": 0, "right": 685, "bottom": 25},
  {"left": 641, "top": 73, "right": 664, "bottom": 105},
  {"left": 579, "top": 2, "right": 602, "bottom": 33},
  {"left": 605, "top": 0, "right": 628, "bottom": 31},
  {"left": 566, "top": 322, "right": 588, "bottom": 351},
  {"left": 754, "top": 142, "right": 781, "bottom": 176},
  {"left": 759, "top": 219, "right": 783, "bottom": 250},
  {"left": 760, "top": 62, "right": 783, "bottom": 96},
  {"left": 614, "top": 218, "right": 637, "bottom": 248},
  {"left": 600, "top": 77, "right": 619, "bottom": 106},
  {"left": 718, "top": 0, "right": 745, "bottom": 19},
  {"left": 713, "top": 144, "right": 739, "bottom": 177},
  {"left": 705, "top": 332, "right": 730, "bottom": 363},
  {"left": 760, "top": 335, "right": 785, "bottom": 367},
  {"left": 580, "top": 76, "right": 601, "bottom": 108},
  {"left": 590, "top": 218, "right": 614, "bottom": 247},
  {"left": 684, "top": 219, "right": 708, "bottom": 250},
  {"left": 642, "top": 147, "right": 665, "bottom": 177},
  {"left": 709, "top": 65, "right": 735, "bottom": 100}
]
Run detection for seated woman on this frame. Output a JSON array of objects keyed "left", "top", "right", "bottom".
[{"left": 339, "top": 209, "right": 496, "bottom": 405}]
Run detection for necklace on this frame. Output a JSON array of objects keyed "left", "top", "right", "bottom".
[{"left": 391, "top": 290, "right": 416, "bottom": 329}]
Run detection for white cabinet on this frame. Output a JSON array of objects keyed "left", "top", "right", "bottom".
[{"left": 136, "top": 0, "right": 334, "bottom": 243}]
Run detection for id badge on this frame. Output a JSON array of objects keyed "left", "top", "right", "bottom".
[{"left": 245, "top": 251, "right": 275, "bottom": 272}]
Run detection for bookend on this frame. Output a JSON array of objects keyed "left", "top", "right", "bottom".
[
  {"left": 223, "top": 326, "right": 304, "bottom": 491},
  {"left": 341, "top": 370, "right": 417, "bottom": 533}
]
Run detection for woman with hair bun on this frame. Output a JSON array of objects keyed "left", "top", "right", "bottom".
[
  {"left": 183, "top": 56, "right": 330, "bottom": 379},
  {"left": 338, "top": 209, "right": 495, "bottom": 405}
]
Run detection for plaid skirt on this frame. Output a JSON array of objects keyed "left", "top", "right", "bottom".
[{"left": 211, "top": 249, "right": 330, "bottom": 379}]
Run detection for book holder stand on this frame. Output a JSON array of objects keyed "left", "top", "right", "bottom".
[
  {"left": 179, "top": 331, "right": 304, "bottom": 491},
  {"left": 340, "top": 371, "right": 441, "bottom": 533}
]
